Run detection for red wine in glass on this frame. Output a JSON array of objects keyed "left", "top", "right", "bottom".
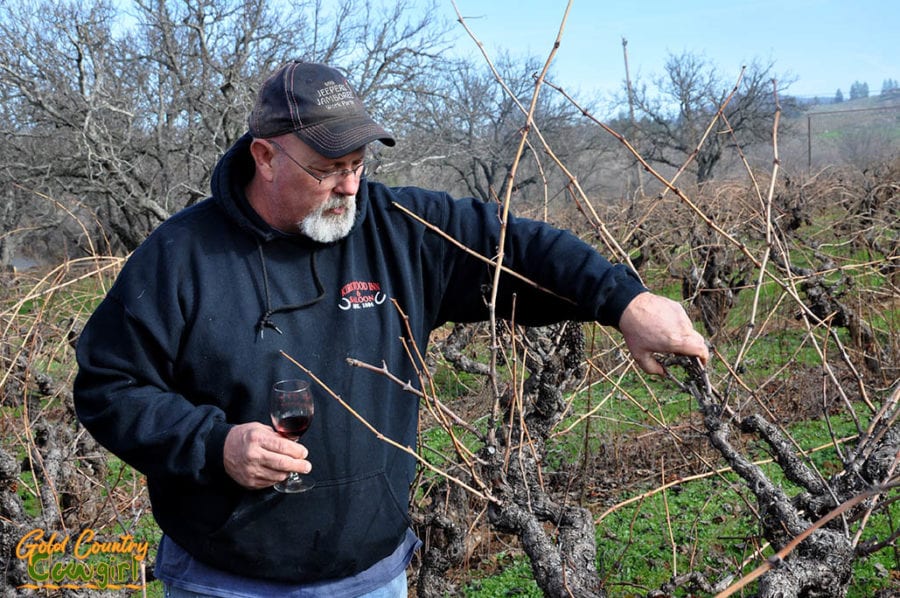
[
  {"left": 270, "top": 378, "right": 315, "bottom": 493},
  {"left": 273, "top": 413, "right": 312, "bottom": 438}
]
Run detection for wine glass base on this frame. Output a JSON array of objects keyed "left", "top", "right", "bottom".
[{"left": 274, "top": 475, "right": 316, "bottom": 493}]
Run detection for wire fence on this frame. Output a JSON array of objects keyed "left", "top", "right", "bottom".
[{"left": 804, "top": 100, "right": 900, "bottom": 171}]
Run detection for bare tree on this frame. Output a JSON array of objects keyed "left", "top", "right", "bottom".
[
  {"left": 0, "top": 0, "right": 451, "bottom": 258},
  {"left": 310, "top": 0, "right": 452, "bottom": 129},
  {"left": 630, "top": 53, "right": 796, "bottom": 183},
  {"left": 390, "top": 53, "right": 609, "bottom": 212}
]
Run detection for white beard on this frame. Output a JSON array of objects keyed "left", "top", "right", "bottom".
[{"left": 299, "top": 194, "right": 356, "bottom": 243}]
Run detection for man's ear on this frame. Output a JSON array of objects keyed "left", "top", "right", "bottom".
[{"left": 249, "top": 139, "right": 277, "bottom": 181}]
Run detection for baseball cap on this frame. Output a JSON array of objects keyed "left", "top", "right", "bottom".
[{"left": 248, "top": 61, "right": 395, "bottom": 158}]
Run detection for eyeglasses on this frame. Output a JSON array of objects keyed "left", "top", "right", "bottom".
[{"left": 268, "top": 139, "right": 367, "bottom": 185}]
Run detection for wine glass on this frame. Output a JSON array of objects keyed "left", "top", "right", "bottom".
[{"left": 269, "top": 378, "right": 316, "bottom": 493}]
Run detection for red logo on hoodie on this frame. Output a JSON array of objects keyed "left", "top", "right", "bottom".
[{"left": 338, "top": 280, "right": 387, "bottom": 311}]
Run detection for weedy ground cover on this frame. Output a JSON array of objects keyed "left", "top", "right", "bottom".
[{"left": 1, "top": 163, "right": 896, "bottom": 597}]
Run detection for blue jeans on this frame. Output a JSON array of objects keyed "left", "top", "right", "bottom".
[{"left": 163, "top": 569, "right": 408, "bottom": 598}]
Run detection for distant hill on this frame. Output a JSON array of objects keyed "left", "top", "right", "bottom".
[{"left": 802, "top": 92, "right": 900, "bottom": 114}]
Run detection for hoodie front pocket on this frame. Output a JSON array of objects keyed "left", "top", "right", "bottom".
[{"left": 204, "top": 468, "right": 410, "bottom": 583}]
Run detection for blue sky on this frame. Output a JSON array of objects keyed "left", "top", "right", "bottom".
[{"left": 439, "top": 0, "right": 898, "bottom": 103}]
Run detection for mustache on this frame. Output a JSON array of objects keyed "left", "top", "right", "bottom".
[{"left": 323, "top": 194, "right": 354, "bottom": 210}]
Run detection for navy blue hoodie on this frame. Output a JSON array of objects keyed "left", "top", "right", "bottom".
[{"left": 73, "top": 133, "right": 646, "bottom": 583}]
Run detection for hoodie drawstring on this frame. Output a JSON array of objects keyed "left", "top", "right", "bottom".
[{"left": 255, "top": 243, "right": 326, "bottom": 338}]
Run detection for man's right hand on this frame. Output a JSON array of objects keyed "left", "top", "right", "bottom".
[{"left": 223, "top": 422, "right": 311, "bottom": 489}]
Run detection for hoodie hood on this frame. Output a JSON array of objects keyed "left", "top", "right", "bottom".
[{"left": 210, "top": 132, "right": 369, "bottom": 246}]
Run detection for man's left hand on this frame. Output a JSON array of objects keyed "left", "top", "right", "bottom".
[{"left": 618, "top": 292, "right": 709, "bottom": 376}]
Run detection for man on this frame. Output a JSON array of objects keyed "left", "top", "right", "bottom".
[{"left": 74, "top": 61, "right": 708, "bottom": 597}]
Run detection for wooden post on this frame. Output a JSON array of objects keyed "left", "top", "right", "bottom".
[
  {"left": 622, "top": 37, "right": 644, "bottom": 196},
  {"left": 807, "top": 114, "right": 812, "bottom": 172}
]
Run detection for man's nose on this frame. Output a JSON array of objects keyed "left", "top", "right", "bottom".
[{"left": 332, "top": 172, "right": 361, "bottom": 196}]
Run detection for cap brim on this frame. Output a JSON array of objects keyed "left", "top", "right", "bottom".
[{"left": 296, "top": 117, "right": 396, "bottom": 158}]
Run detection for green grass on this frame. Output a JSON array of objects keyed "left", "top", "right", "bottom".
[
  {"left": 464, "top": 554, "right": 542, "bottom": 597},
  {"left": 820, "top": 130, "right": 844, "bottom": 141},
  {"left": 418, "top": 302, "right": 897, "bottom": 596},
  {"left": 465, "top": 401, "right": 899, "bottom": 596},
  {"left": 16, "top": 470, "right": 41, "bottom": 518},
  {"left": 598, "top": 474, "right": 754, "bottom": 594},
  {"left": 3, "top": 163, "right": 897, "bottom": 596}
]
